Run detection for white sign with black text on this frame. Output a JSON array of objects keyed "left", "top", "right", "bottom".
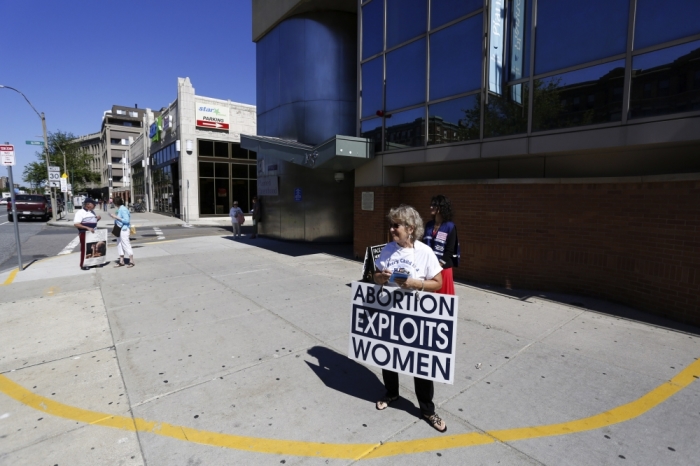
[{"left": 348, "top": 282, "right": 458, "bottom": 384}]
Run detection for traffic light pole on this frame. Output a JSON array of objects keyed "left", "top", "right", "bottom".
[{"left": 6, "top": 165, "right": 24, "bottom": 271}]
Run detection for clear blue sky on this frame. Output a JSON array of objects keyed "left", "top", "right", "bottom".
[{"left": 0, "top": 0, "right": 256, "bottom": 185}]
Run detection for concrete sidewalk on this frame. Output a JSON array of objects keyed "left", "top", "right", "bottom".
[
  {"left": 0, "top": 234, "right": 698, "bottom": 465},
  {"left": 48, "top": 207, "right": 249, "bottom": 229}
]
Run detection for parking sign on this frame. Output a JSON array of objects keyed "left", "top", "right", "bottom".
[{"left": 0, "top": 145, "right": 15, "bottom": 166}]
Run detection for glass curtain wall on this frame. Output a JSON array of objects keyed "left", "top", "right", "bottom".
[
  {"left": 151, "top": 143, "right": 179, "bottom": 215},
  {"left": 198, "top": 139, "right": 257, "bottom": 216},
  {"left": 359, "top": 0, "right": 700, "bottom": 152}
]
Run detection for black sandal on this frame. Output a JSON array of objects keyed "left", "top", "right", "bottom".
[{"left": 376, "top": 395, "right": 399, "bottom": 410}]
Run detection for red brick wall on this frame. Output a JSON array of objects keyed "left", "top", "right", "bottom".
[{"left": 354, "top": 180, "right": 700, "bottom": 327}]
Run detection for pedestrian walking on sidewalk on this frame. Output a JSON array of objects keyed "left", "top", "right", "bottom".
[
  {"left": 102, "top": 198, "right": 107, "bottom": 212},
  {"left": 73, "top": 198, "right": 101, "bottom": 271},
  {"left": 373, "top": 204, "right": 447, "bottom": 433},
  {"left": 424, "top": 194, "right": 460, "bottom": 295},
  {"left": 250, "top": 196, "right": 262, "bottom": 238},
  {"left": 110, "top": 197, "right": 135, "bottom": 268},
  {"left": 229, "top": 201, "right": 244, "bottom": 238}
]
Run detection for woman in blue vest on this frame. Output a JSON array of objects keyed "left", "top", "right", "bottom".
[{"left": 424, "top": 195, "right": 459, "bottom": 295}]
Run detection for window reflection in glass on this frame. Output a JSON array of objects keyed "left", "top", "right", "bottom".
[
  {"left": 231, "top": 179, "right": 249, "bottom": 213},
  {"left": 428, "top": 95, "right": 480, "bottom": 145},
  {"left": 215, "top": 179, "right": 228, "bottom": 214},
  {"left": 535, "top": 0, "right": 628, "bottom": 75},
  {"left": 362, "top": 0, "right": 384, "bottom": 59},
  {"left": 362, "top": 57, "right": 384, "bottom": 118},
  {"left": 635, "top": 0, "right": 700, "bottom": 50},
  {"left": 384, "top": 107, "right": 425, "bottom": 151},
  {"left": 387, "top": 0, "right": 427, "bottom": 49},
  {"left": 483, "top": 82, "right": 529, "bottom": 138},
  {"left": 533, "top": 60, "right": 624, "bottom": 132},
  {"left": 431, "top": 0, "right": 482, "bottom": 29},
  {"left": 430, "top": 14, "right": 482, "bottom": 101},
  {"left": 386, "top": 39, "right": 426, "bottom": 111},
  {"left": 231, "top": 164, "right": 248, "bottom": 179},
  {"left": 231, "top": 143, "right": 247, "bottom": 159},
  {"left": 629, "top": 40, "right": 700, "bottom": 119},
  {"left": 361, "top": 118, "right": 383, "bottom": 153}
]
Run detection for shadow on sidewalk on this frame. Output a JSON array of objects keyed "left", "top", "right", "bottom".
[
  {"left": 304, "top": 346, "right": 422, "bottom": 417},
  {"left": 224, "top": 235, "right": 356, "bottom": 262},
  {"left": 455, "top": 279, "right": 700, "bottom": 337}
]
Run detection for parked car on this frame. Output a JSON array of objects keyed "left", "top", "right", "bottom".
[
  {"left": 0, "top": 198, "right": 7, "bottom": 206},
  {"left": 6, "top": 194, "right": 53, "bottom": 221}
]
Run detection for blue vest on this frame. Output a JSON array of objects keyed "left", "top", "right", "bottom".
[{"left": 423, "top": 221, "right": 460, "bottom": 267}]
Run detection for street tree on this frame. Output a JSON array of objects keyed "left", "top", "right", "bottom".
[{"left": 23, "top": 131, "right": 100, "bottom": 191}]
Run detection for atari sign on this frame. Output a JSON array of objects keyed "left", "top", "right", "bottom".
[{"left": 196, "top": 101, "right": 229, "bottom": 131}]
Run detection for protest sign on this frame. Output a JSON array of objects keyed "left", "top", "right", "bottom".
[
  {"left": 361, "top": 243, "right": 386, "bottom": 283},
  {"left": 83, "top": 229, "right": 108, "bottom": 267},
  {"left": 348, "top": 282, "right": 458, "bottom": 384}
]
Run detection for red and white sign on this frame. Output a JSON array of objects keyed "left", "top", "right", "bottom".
[
  {"left": 0, "top": 145, "right": 15, "bottom": 166},
  {"left": 196, "top": 120, "right": 229, "bottom": 130}
]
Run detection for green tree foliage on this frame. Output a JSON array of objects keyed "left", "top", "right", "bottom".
[{"left": 23, "top": 131, "right": 100, "bottom": 190}]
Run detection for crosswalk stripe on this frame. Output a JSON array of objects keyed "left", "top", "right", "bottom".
[{"left": 57, "top": 236, "right": 80, "bottom": 255}]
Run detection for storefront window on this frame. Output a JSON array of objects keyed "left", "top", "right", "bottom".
[
  {"left": 384, "top": 106, "right": 425, "bottom": 151},
  {"left": 198, "top": 140, "right": 214, "bottom": 156},
  {"left": 629, "top": 40, "right": 700, "bottom": 119},
  {"left": 361, "top": 57, "right": 384, "bottom": 118},
  {"left": 198, "top": 139, "right": 257, "bottom": 214},
  {"left": 634, "top": 0, "right": 700, "bottom": 50},
  {"left": 386, "top": 0, "right": 427, "bottom": 49},
  {"left": 431, "top": 0, "right": 482, "bottom": 29},
  {"left": 362, "top": 0, "right": 384, "bottom": 59},
  {"left": 386, "top": 38, "right": 426, "bottom": 111},
  {"left": 214, "top": 141, "right": 229, "bottom": 158},
  {"left": 535, "top": 0, "right": 628, "bottom": 75},
  {"left": 428, "top": 95, "right": 480, "bottom": 145},
  {"left": 429, "top": 14, "right": 482, "bottom": 101},
  {"left": 533, "top": 60, "right": 625, "bottom": 131}
]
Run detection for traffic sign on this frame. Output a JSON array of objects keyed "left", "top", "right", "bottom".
[
  {"left": 61, "top": 173, "right": 68, "bottom": 178},
  {"left": 48, "top": 181, "right": 60, "bottom": 188},
  {"left": 26, "top": 141, "right": 44, "bottom": 146},
  {"left": 48, "top": 166, "right": 60, "bottom": 172},
  {"left": 0, "top": 145, "right": 15, "bottom": 166},
  {"left": 60, "top": 178, "right": 68, "bottom": 193}
]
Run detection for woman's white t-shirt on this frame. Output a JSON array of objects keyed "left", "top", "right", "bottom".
[
  {"left": 375, "top": 241, "right": 443, "bottom": 287},
  {"left": 229, "top": 207, "right": 243, "bottom": 223}
]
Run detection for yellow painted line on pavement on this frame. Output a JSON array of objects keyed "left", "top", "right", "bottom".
[
  {"left": 0, "top": 359, "right": 698, "bottom": 459},
  {"left": 1, "top": 268, "right": 18, "bottom": 286}
]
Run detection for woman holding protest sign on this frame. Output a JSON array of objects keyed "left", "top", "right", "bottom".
[
  {"left": 373, "top": 204, "right": 447, "bottom": 433},
  {"left": 73, "top": 198, "right": 101, "bottom": 271},
  {"left": 424, "top": 195, "right": 459, "bottom": 295}
]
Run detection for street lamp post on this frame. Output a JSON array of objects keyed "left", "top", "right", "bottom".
[{"left": 0, "top": 84, "right": 58, "bottom": 221}]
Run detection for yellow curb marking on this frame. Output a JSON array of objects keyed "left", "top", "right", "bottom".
[
  {"left": 1, "top": 268, "right": 18, "bottom": 286},
  {"left": 1, "top": 358, "right": 698, "bottom": 459}
]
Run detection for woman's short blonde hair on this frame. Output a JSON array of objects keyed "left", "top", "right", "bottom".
[{"left": 388, "top": 204, "right": 424, "bottom": 241}]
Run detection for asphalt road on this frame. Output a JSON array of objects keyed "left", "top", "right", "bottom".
[{"left": 0, "top": 216, "right": 240, "bottom": 274}]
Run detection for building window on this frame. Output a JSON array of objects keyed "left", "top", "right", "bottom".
[
  {"left": 532, "top": 59, "right": 625, "bottom": 132},
  {"left": 361, "top": 118, "right": 383, "bottom": 153},
  {"left": 429, "top": 14, "right": 483, "bottom": 101},
  {"left": 629, "top": 39, "right": 700, "bottom": 119},
  {"left": 535, "top": 0, "right": 629, "bottom": 75},
  {"left": 484, "top": 82, "right": 530, "bottom": 138},
  {"left": 116, "top": 109, "right": 126, "bottom": 115},
  {"left": 361, "top": 57, "right": 384, "bottom": 118},
  {"left": 198, "top": 139, "right": 257, "bottom": 215},
  {"left": 431, "top": 0, "right": 482, "bottom": 29},
  {"left": 428, "top": 95, "right": 480, "bottom": 145},
  {"left": 634, "top": 0, "right": 700, "bottom": 50},
  {"left": 362, "top": 0, "right": 384, "bottom": 59},
  {"left": 386, "top": 0, "right": 427, "bottom": 49},
  {"left": 384, "top": 106, "right": 425, "bottom": 151},
  {"left": 385, "top": 38, "right": 426, "bottom": 111}
]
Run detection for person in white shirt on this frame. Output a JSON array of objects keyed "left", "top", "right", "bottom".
[
  {"left": 373, "top": 204, "right": 446, "bottom": 433},
  {"left": 229, "top": 201, "right": 244, "bottom": 238},
  {"left": 73, "top": 198, "right": 101, "bottom": 270}
]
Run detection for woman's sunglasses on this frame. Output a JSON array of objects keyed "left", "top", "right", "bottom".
[{"left": 389, "top": 222, "right": 403, "bottom": 230}]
